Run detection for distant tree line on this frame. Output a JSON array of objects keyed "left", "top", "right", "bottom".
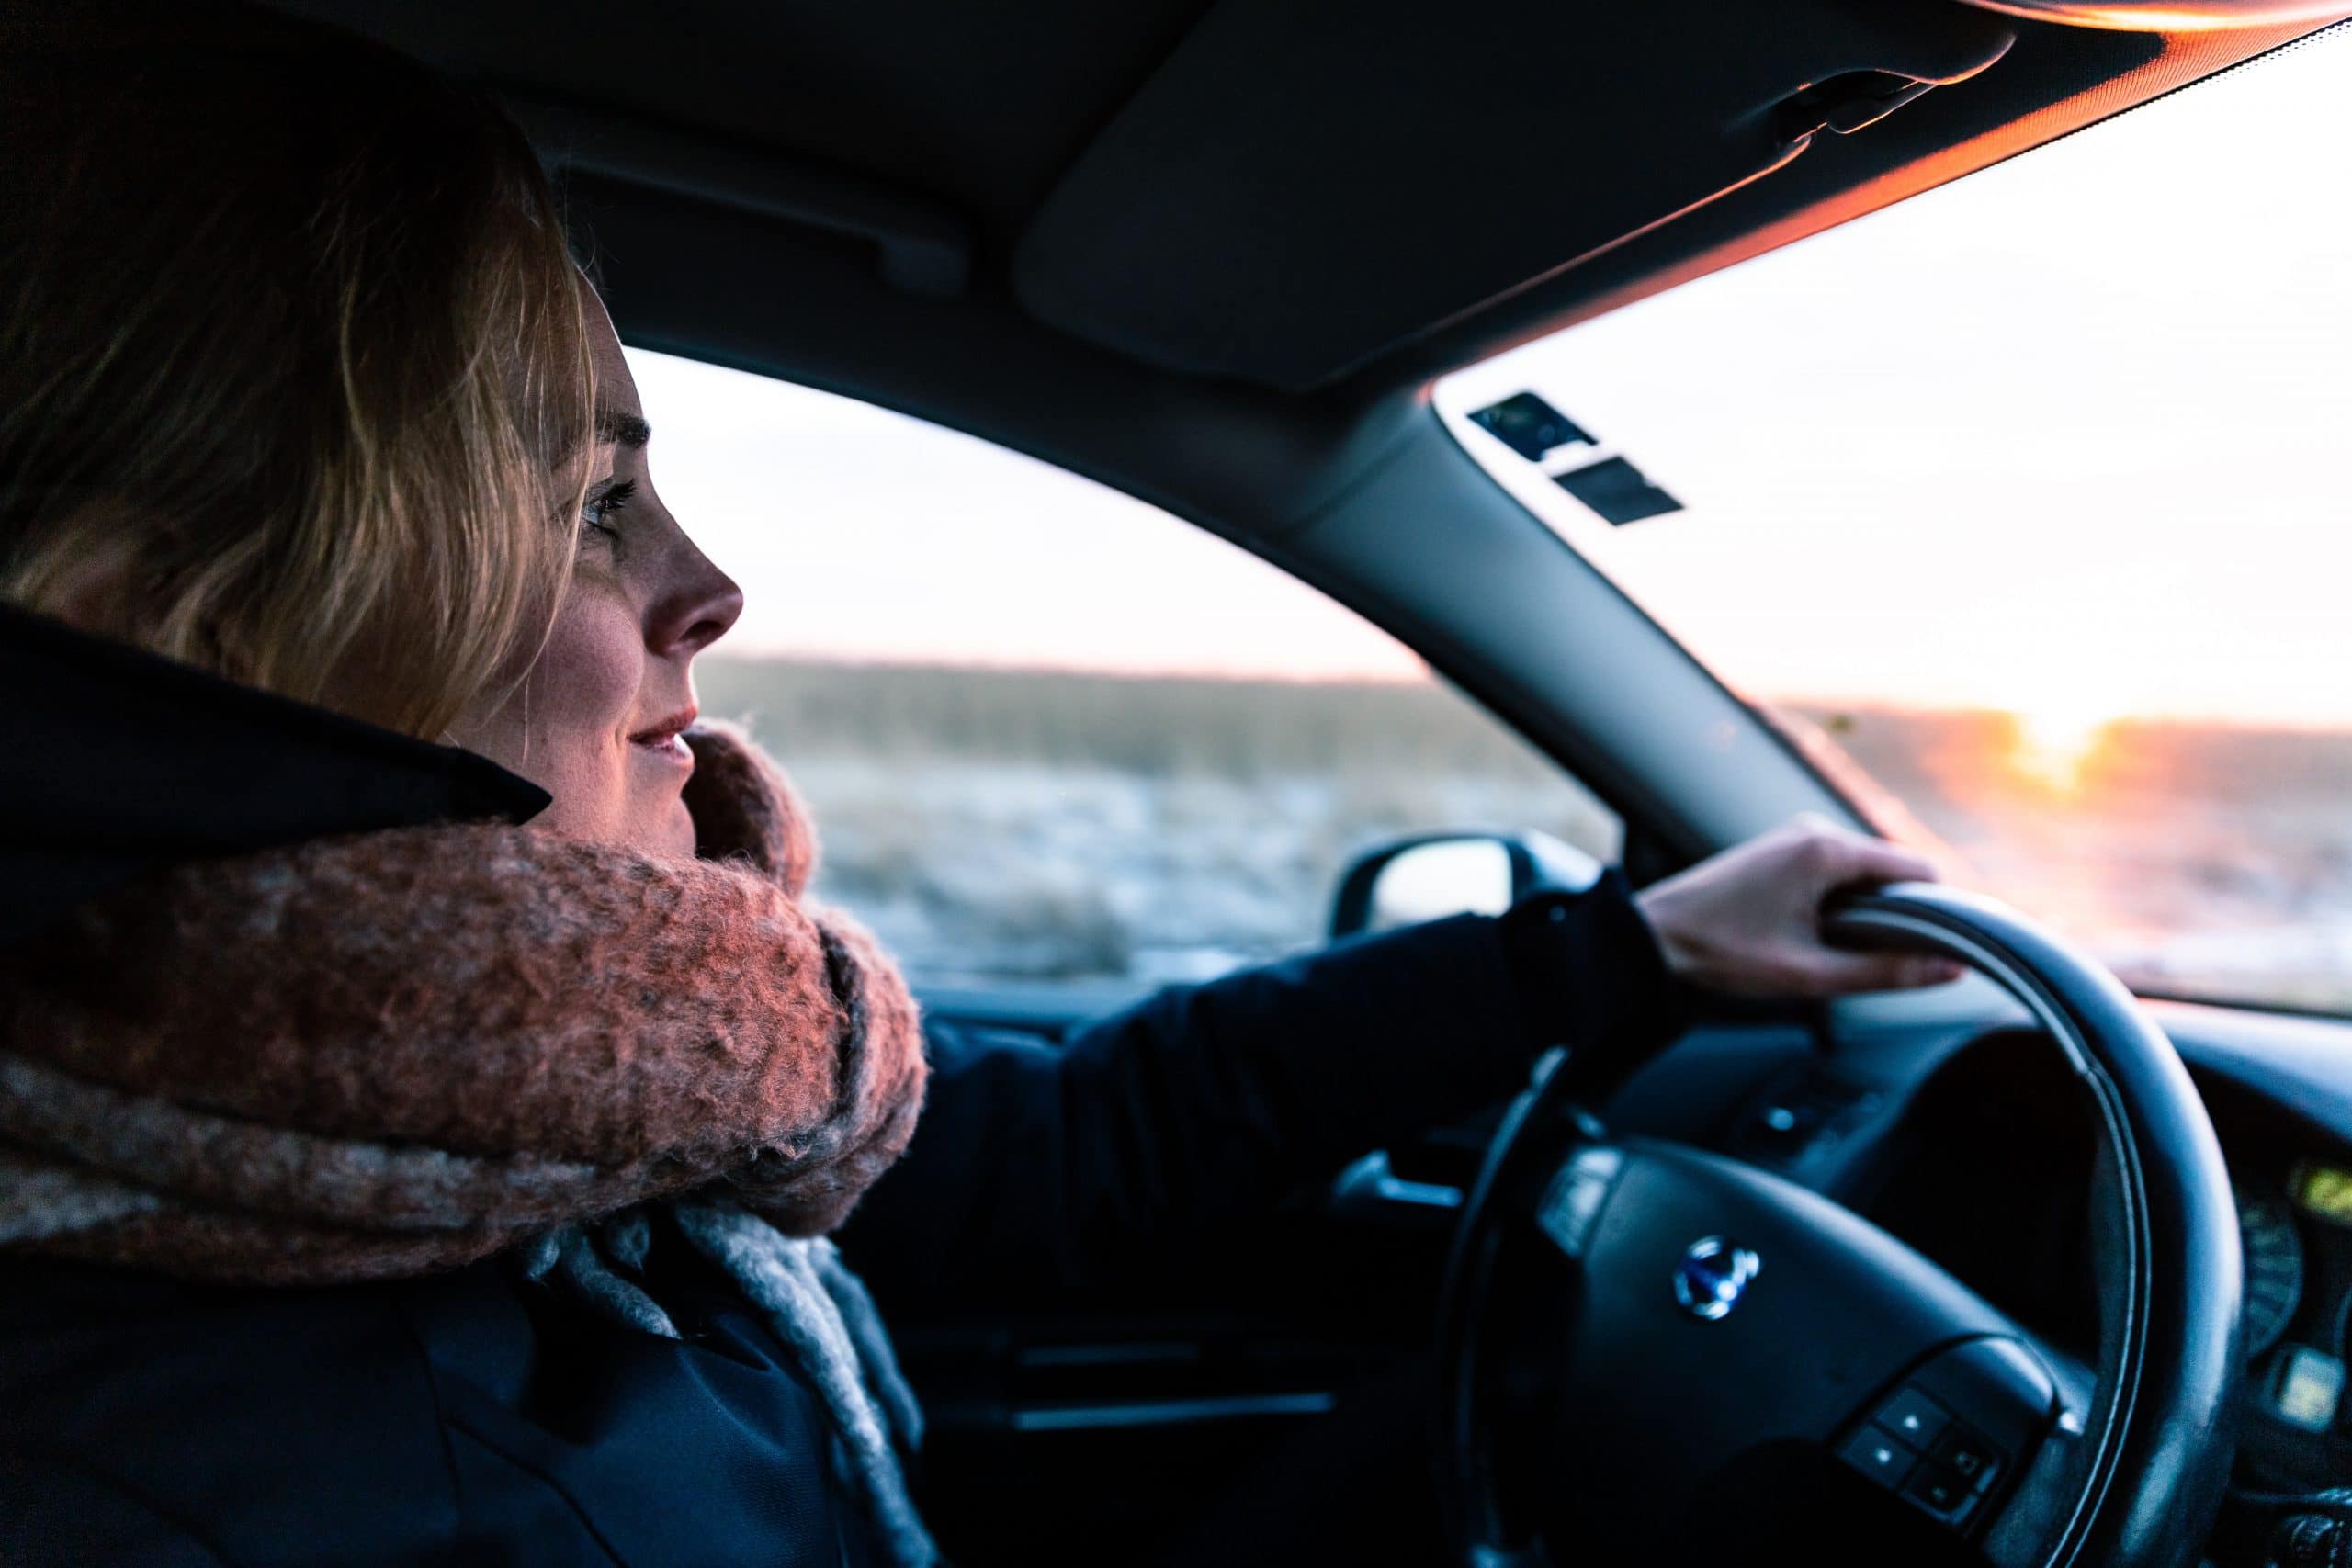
[{"left": 696, "top": 657, "right": 1580, "bottom": 784}]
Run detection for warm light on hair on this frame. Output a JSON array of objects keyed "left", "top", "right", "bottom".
[{"left": 0, "top": 6, "right": 594, "bottom": 739}]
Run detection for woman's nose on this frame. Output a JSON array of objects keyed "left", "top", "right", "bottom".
[{"left": 648, "top": 544, "right": 744, "bottom": 658}]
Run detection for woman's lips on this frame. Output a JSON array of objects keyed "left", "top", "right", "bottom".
[
  {"left": 632, "top": 732, "right": 694, "bottom": 768},
  {"left": 628, "top": 707, "right": 697, "bottom": 769}
]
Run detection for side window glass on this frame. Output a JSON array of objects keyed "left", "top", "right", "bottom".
[{"left": 634, "top": 349, "right": 1623, "bottom": 988}]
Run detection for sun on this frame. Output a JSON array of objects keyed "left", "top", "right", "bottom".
[{"left": 2007, "top": 701, "right": 2119, "bottom": 795}]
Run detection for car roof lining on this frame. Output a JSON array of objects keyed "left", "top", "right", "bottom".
[
  {"left": 265, "top": 0, "right": 1215, "bottom": 254},
  {"left": 248, "top": 0, "right": 2347, "bottom": 597},
  {"left": 1009, "top": 0, "right": 2030, "bottom": 390},
  {"left": 1434, "top": 17, "right": 2345, "bottom": 387},
  {"left": 267, "top": 0, "right": 2344, "bottom": 411}
]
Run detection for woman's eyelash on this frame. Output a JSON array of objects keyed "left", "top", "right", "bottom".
[{"left": 582, "top": 479, "right": 637, "bottom": 538}]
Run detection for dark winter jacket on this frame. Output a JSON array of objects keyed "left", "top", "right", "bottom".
[{"left": 0, "top": 605, "right": 1674, "bottom": 1565}]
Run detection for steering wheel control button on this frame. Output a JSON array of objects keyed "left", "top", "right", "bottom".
[
  {"left": 1931, "top": 1427, "right": 2004, "bottom": 1494},
  {"left": 2271, "top": 1345, "right": 2346, "bottom": 1433},
  {"left": 1871, "top": 1386, "right": 1951, "bottom": 1449},
  {"left": 1534, "top": 1148, "right": 1621, "bottom": 1258},
  {"left": 1904, "top": 1462, "right": 1977, "bottom": 1521},
  {"left": 1671, "top": 1235, "right": 1761, "bottom": 1321},
  {"left": 1838, "top": 1427, "right": 1917, "bottom": 1489},
  {"left": 1732, "top": 1071, "right": 1880, "bottom": 1169}
]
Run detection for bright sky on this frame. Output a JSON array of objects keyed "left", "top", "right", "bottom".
[
  {"left": 634, "top": 22, "right": 2352, "bottom": 718},
  {"left": 1442, "top": 24, "right": 2352, "bottom": 733},
  {"left": 628, "top": 353, "right": 1425, "bottom": 682}
]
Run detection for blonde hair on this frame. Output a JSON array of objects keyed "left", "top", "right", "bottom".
[{"left": 0, "top": 5, "right": 594, "bottom": 739}]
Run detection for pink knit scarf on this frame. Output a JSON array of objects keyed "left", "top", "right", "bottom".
[{"left": 0, "top": 722, "right": 929, "bottom": 1286}]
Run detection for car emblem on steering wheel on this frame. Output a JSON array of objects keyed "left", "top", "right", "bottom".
[{"left": 1673, "top": 1236, "right": 1762, "bottom": 1321}]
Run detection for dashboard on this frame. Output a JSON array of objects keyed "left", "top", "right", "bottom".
[{"left": 1604, "top": 995, "right": 2352, "bottom": 1504}]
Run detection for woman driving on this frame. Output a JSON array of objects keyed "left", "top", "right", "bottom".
[{"left": 0, "top": 6, "right": 1958, "bottom": 1565}]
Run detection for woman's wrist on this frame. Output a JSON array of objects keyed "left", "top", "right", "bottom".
[{"left": 1498, "top": 870, "right": 1682, "bottom": 1071}]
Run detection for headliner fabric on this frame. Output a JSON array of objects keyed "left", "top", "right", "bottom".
[
  {"left": 1010, "top": 0, "right": 2015, "bottom": 390},
  {"left": 256, "top": 0, "right": 2342, "bottom": 397},
  {"left": 259, "top": 0, "right": 1213, "bottom": 246}
]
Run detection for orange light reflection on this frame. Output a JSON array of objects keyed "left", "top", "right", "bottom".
[{"left": 2007, "top": 706, "right": 2119, "bottom": 796}]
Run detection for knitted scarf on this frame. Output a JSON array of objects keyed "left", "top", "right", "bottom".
[{"left": 0, "top": 722, "right": 938, "bottom": 1564}]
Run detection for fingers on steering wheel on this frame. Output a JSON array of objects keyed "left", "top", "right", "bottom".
[
  {"left": 1801, "top": 821, "right": 1939, "bottom": 891},
  {"left": 1795, "top": 947, "right": 1966, "bottom": 997}
]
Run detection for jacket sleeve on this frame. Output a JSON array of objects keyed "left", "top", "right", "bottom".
[
  {"left": 0, "top": 1452, "right": 233, "bottom": 1567},
  {"left": 839, "top": 871, "right": 1677, "bottom": 1307}
]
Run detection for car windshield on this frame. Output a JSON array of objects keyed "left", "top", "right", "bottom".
[{"left": 1440, "top": 25, "right": 2352, "bottom": 1016}]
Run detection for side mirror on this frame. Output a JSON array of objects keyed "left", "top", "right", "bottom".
[{"left": 1329, "top": 830, "right": 1606, "bottom": 940}]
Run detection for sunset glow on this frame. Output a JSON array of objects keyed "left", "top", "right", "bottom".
[{"left": 2007, "top": 705, "right": 2118, "bottom": 795}]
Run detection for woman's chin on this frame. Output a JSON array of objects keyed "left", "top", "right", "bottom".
[
  {"left": 648, "top": 795, "right": 699, "bottom": 862},
  {"left": 618, "top": 737, "right": 700, "bottom": 858}
]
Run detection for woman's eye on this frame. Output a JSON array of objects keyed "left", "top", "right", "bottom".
[{"left": 581, "top": 479, "right": 636, "bottom": 547}]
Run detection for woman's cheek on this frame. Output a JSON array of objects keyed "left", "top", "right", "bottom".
[
  {"left": 541, "top": 592, "right": 644, "bottom": 735},
  {"left": 528, "top": 590, "right": 647, "bottom": 838}
]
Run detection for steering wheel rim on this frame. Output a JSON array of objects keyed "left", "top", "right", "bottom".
[{"left": 1434, "top": 880, "right": 2244, "bottom": 1568}]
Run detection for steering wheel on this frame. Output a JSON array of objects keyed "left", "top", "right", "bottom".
[{"left": 1434, "top": 881, "right": 2245, "bottom": 1568}]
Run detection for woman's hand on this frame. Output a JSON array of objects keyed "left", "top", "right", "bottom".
[{"left": 1634, "top": 815, "right": 1964, "bottom": 998}]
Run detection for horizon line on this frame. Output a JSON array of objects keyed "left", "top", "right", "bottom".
[{"left": 702, "top": 651, "right": 2352, "bottom": 734}]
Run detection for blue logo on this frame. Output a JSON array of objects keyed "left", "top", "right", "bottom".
[{"left": 1673, "top": 1236, "right": 1762, "bottom": 1321}]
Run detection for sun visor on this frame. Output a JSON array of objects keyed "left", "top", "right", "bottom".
[{"left": 1012, "top": 1, "right": 2014, "bottom": 391}]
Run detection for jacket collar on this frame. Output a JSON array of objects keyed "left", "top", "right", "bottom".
[{"left": 1, "top": 601, "right": 548, "bottom": 948}]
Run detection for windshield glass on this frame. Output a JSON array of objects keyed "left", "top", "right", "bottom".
[{"left": 1439, "top": 25, "right": 2352, "bottom": 1014}]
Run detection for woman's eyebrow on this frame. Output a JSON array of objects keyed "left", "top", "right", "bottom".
[{"left": 596, "top": 409, "right": 651, "bottom": 449}]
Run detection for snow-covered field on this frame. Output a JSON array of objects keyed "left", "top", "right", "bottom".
[
  {"left": 781, "top": 755, "right": 1618, "bottom": 986},
  {"left": 697, "top": 659, "right": 1618, "bottom": 986},
  {"left": 701, "top": 659, "right": 2352, "bottom": 1014}
]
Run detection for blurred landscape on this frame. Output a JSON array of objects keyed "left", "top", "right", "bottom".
[
  {"left": 695, "top": 657, "right": 1619, "bottom": 987},
  {"left": 699, "top": 657, "right": 2352, "bottom": 1013},
  {"left": 1785, "top": 704, "right": 2352, "bottom": 1013}
]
